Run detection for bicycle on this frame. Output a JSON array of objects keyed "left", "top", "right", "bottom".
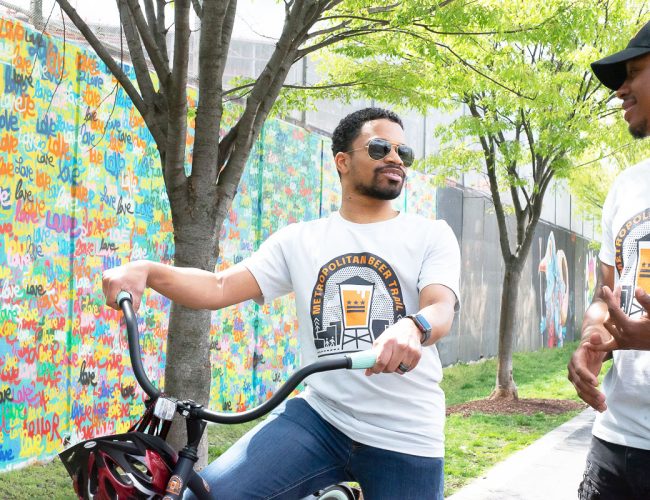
[{"left": 60, "top": 291, "right": 376, "bottom": 499}]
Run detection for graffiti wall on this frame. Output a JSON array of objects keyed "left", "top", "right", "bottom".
[
  {"left": 0, "top": 16, "right": 175, "bottom": 470},
  {"left": 437, "top": 187, "right": 593, "bottom": 363},
  {"left": 539, "top": 232, "right": 570, "bottom": 347},
  {"left": 0, "top": 16, "right": 438, "bottom": 470},
  {"left": 0, "top": 16, "right": 593, "bottom": 472}
]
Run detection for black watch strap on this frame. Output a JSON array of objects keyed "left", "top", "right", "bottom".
[{"left": 405, "top": 313, "right": 432, "bottom": 345}]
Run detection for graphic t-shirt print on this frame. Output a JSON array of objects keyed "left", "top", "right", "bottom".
[
  {"left": 614, "top": 208, "right": 650, "bottom": 316},
  {"left": 309, "top": 252, "right": 406, "bottom": 356}
]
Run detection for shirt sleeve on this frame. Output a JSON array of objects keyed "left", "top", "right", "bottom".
[
  {"left": 598, "top": 180, "right": 617, "bottom": 267},
  {"left": 419, "top": 220, "right": 461, "bottom": 310},
  {"left": 240, "top": 224, "right": 296, "bottom": 304}
]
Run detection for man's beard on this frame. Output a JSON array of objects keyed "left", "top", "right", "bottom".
[
  {"left": 355, "top": 175, "right": 404, "bottom": 200},
  {"left": 630, "top": 119, "right": 649, "bottom": 139}
]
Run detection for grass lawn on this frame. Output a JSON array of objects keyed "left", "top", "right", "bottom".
[
  {"left": 441, "top": 342, "right": 588, "bottom": 493},
  {"left": 0, "top": 341, "right": 587, "bottom": 498}
]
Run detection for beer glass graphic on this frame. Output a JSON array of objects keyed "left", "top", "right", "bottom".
[
  {"left": 631, "top": 235, "right": 650, "bottom": 314},
  {"left": 636, "top": 237, "right": 650, "bottom": 293},
  {"left": 339, "top": 276, "right": 374, "bottom": 349}
]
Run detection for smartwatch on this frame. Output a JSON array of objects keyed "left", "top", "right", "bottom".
[{"left": 405, "top": 313, "right": 432, "bottom": 345}]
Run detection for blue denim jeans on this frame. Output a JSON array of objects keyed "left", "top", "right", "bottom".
[{"left": 186, "top": 398, "right": 444, "bottom": 499}]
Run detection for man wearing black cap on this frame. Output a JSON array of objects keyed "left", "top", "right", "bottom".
[{"left": 568, "top": 20, "right": 650, "bottom": 500}]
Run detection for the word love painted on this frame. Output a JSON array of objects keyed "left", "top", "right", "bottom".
[
  {"left": 0, "top": 16, "right": 172, "bottom": 472},
  {"left": 0, "top": 15, "right": 440, "bottom": 473}
]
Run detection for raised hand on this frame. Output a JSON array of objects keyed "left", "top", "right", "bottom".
[
  {"left": 587, "top": 286, "right": 650, "bottom": 351},
  {"left": 568, "top": 332, "right": 608, "bottom": 412}
]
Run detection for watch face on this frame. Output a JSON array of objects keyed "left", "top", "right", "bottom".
[{"left": 415, "top": 313, "right": 432, "bottom": 332}]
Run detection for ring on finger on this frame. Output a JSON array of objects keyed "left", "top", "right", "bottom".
[{"left": 398, "top": 362, "right": 411, "bottom": 372}]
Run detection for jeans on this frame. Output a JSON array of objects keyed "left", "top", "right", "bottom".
[
  {"left": 186, "top": 398, "right": 444, "bottom": 499},
  {"left": 579, "top": 436, "right": 650, "bottom": 499}
]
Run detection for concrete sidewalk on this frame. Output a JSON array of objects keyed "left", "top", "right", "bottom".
[{"left": 447, "top": 408, "right": 596, "bottom": 500}]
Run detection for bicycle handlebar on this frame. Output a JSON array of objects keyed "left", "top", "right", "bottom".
[
  {"left": 116, "top": 292, "right": 377, "bottom": 425},
  {"left": 117, "top": 291, "right": 161, "bottom": 399}
]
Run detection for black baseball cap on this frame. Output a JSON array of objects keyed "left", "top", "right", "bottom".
[{"left": 591, "top": 21, "right": 650, "bottom": 90}]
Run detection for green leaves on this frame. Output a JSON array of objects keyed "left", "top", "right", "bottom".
[{"left": 322, "top": 0, "right": 648, "bottom": 196}]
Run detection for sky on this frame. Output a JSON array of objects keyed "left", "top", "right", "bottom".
[{"left": 8, "top": 0, "right": 284, "bottom": 41}]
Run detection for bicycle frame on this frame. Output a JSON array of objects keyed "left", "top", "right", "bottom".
[{"left": 117, "top": 292, "right": 376, "bottom": 499}]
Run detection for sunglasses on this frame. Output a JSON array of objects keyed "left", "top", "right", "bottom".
[{"left": 345, "top": 138, "right": 415, "bottom": 167}]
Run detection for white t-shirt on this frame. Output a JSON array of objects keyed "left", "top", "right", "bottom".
[
  {"left": 594, "top": 158, "right": 650, "bottom": 450},
  {"left": 242, "top": 211, "right": 460, "bottom": 457}
]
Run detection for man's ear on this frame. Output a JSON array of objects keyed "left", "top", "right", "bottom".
[{"left": 334, "top": 152, "right": 350, "bottom": 176}]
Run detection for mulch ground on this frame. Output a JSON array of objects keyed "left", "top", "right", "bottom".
[{"left": 446, "top": 398, "right": 587, "bottom": 417}]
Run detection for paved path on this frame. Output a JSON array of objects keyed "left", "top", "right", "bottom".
[{"left": 447, "top": 408, "right": 595, "bottom": 500}]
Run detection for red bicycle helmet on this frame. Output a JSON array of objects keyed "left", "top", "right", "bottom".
[{"left": 60, "top": 432, "right": 177, "bottom": 499}]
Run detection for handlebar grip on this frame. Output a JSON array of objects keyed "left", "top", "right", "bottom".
[
  {"left": 116, "top": 290, "right": 132, "bottom": 306},
  {"left": 346, "top": 350, "right": 377, "bottom": 369}
]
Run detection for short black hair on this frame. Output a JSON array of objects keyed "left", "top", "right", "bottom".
[{"left": 331, "top": 107, "right": 403, "bottom": 157}]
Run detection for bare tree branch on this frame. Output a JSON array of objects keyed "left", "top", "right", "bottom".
[
  {"left": 191, "top": 0, "right": 202, "bottom": 19},
  {"left": 436, "top": 42, "right": 537, "bottom": 100},
  {"left": 156, "top": 0, "right": 169, "bottom": 61},
  {"left": 126, "top": 0, "right": 170, "bottom": 86},
  {"left": 367, "top": 2, "right": 399, "bottom": 13},
  {"left": 163, "top": 0, "right": 191, "bottom": 190},
  {"left": 142, "top": 0, "right": 167, "bottom": 67},
  {"left": 54, "top": 0, "right": 169, "bottom": 146},
  {"left": 193, "top": 0, "right": 235, "bottom": 187},
  {"left": 468, "top": 99, "right": 512, "bottom": 259},
  {"left": 306, "top": 20, "right": 352, "bottom": 39},
  {"left": 117, "top": 0, "right": 157, "bottom": 105},
  {"left": 223, "top": 79, "right": 362, "bottom": 98},
  {"left": 220, "top": 1, "right": 321, "bottom": 183},
  {"left": 413, "top": 23, "right": 542, "bottom": 36},
  {"left": 297, "top": 26, "right": 399, "bottom": 60}
]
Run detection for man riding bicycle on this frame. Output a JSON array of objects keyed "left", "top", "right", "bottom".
[{"left": 103, "top": 107, "right": 460, "bottom": 499}]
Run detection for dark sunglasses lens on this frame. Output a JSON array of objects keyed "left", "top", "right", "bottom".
[
  {"left": 367, "top": 139, "right": 414, "bottom": 166},
  {"left": 367, "top": 139, "right": 392, "bottom": 160},
  {"left": 397, "top": 145, "right": 414, "bottom": 166}
]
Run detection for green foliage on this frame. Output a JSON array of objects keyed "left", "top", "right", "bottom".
[
  {"left": 319, "top": 0, "right": 650, "bottom": 215},
  {"left": 569, "top": 119, "right": 650, "bottom": 223}
]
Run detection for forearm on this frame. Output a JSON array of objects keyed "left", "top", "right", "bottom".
[
  {"left": 581, "top": 300, "right": 609, "bottom": 340},
  {"left": 103, "top": 259, "right": 263, "bottom": 312},
  {"left": 580, "top": 300, "right": 614, "bottom": 360},
  {"left": 579, "top": 261, "right": 615, "bottom": 353},
  {"left": 417, "top": 302, "right": 455, "bottom": 346},
  {"left": 133, "top": 260, "right": 221, "bottom": 309}
]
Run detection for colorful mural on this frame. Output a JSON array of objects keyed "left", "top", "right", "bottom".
[
  {"left": 0, "top": 17, "right": 439, "bottom": 471},
  {"left": 0, "top": 17, "right": 173, "bottom": 471},
  {"left": 538, "top": 232, "right": 569, "bottom": 347},
  {"left": 585, "top": 250, "right": 597, "bottom": 307},
  {"left": 0, "top": 15, "right": 594, "bottom": 473}
]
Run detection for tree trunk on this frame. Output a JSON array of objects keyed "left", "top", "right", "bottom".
[
  {"left": 490, "top": 263, "right": 522, "bottom": 400},
  {"left": 163, "top": 211, "right": 221, "bottom": 469},
  {"left": 164, "top": 301, "right": 213, "bottom": 467}
]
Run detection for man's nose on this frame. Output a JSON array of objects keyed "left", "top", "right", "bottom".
[
  {"left": 385, "top": 146, "right": 404, "bottom": 166},
  {"left": 616, "top": 78, "right": 631, "bottom": 99}
]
